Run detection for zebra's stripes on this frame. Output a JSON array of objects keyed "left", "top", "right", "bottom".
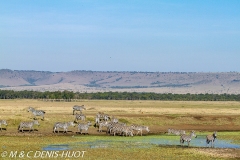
[
  {"left": 28, "top": 107, "right": 46, "bottom": 120},
  {"left": 206, "top": 131, "right": 217, "bottom": 147},
  {"left": 96, "top": 112, "right": 110, "bottom": 122},
  {"left": 107, "top": 122, "right": 126, "bottom": 135},
  {"left": 111, "top": 116, "right": 118, "bottom": 123},
  {"left": 130, "top": 124, "right": 150, "bottom": 136},
  {"left": 53, "top": 121, "right": 75, "bottom": 134},
  {"left": 180, "top": 131, "right": 197, "bottom": 147},
  {"left": 0, "top": 120, "right": 7, "bottom": 131},
  {"left": 168, "top": 128, "right": 185, "bottom": 135},
  {"left": 18, "top": 120, "right": 40, "bottom": 133},
  {"left": 74, "top": 113, "right": 86, "bottom": 122},
  {"left": 77, "top": 121, "right": 92, "bottom": 134},
  {"left": 73, "top": 105, "right": 86, "bottom": 115},
  {"left": 98, "top": 121, "right": 110, "bottom": 132}
]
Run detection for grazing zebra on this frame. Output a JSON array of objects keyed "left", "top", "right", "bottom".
[
  {"left": 53, "top": 122, "right": 75, "bottom": 134},
  {"left": 168, "top": 128, "right": 185, "bottom": 135},
  {"left": 206, "top": 131, "right": 217, "bottom": 147},
  {"left": 0, "top": 120, "right": 7, "bottom": 131},
  {"left": 73, "top": 105, "right": 86, "bottom": 115},
  {"left": 130, "top": 124, "right": 150, "bottom": 136},
  {"left": 77, "top": 121, "right": 92, "bottom": 134},
  {"left": 18, "top": 120, "right": 40, "bottom": 133},
  {"left": 74, "top": 113, "right": 86, "bottom": 122},
  {"left": 108, "top": 122, "right": 126, "bottom": 135},
  {"left": 106, "top": 121, "right": 126, "bottom": 135},
  {"left": 180, "top": 131, "right": 197, "bottom": 147},
  {"left": 121, "top": 126, "right": 134, "bottom": 137},
  {"left": 28, "top": 107, "right": 46, "bottom": 120}
]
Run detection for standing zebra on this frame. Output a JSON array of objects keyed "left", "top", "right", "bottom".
[
  {"left": 206, "top": 131, "right": 217, "bottom": 147},
  {"left": 28, "top": 107, "right": 46, "bottom": 120},
  {"left": 0, "top": 120, "right": 7, "bottom": 131},
  {"left": 74, "top": 113, "right": 86, "bottom": 122},
  {"left": 77, "top": 121, "right": 92, "bottom": 134},
  {"left": 130, "top": 124, "right": 150, "bottom": 136},
  {"left": 98, "top": 121, "right": 110, "bottom": 132},
  {"left": 53, "top": 122, "right": 75, "bottom": 134},
  {"left": 73, "top": 105, "right": 86, "bottom": 115},
  {"left": 180, "top": 131, "right": 197, "bottom": 147},
  {"left": 18, "top": 120, "right": 40, "bottom": 133}
]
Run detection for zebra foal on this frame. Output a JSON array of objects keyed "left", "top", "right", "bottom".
[
  {"left": 180, "top": 131, "right": 197, "bottom": 147},
  {"left": 206, "top": 131, "right": 217, "bottom": 147},
  {"left": 28, "top": 107, "right": 46, "bottom": 120},
  {"left": 0, "top": 120, "right": 7, "bottom": 131},
  {"left": 18, "top": 120, "right": 40, "bottom": 133}
]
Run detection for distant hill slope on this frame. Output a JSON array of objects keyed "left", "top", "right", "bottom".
[{"left": 1, "top": 69, "right": 240, "bottom": 94}]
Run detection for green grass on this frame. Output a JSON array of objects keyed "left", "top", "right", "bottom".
[{"left": 0, "top": 135, "right": 228, "bottom": 160}]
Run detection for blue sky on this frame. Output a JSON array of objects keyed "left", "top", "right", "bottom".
[{"left": 1, "top": 0, "right": 240, "bottom": 72}]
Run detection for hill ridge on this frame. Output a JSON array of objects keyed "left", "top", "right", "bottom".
[{"left": 1, "top": 69, "right": 240, "bottom": 94}]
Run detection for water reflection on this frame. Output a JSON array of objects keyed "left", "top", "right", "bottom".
[{"left": 42, "top": 135, "right": 240, "bottom": 151}]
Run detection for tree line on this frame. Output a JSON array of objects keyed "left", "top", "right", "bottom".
[{"left": 0, "top": 90, "right": 240, "bottom": 101}]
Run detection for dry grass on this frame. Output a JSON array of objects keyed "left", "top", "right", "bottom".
[{"left": 1, "top": 99, "right": 240, "bottom": 159}]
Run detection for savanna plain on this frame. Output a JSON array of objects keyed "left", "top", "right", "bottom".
[{"left": 1, "top": 99, "right": 240, "bottom": 159}]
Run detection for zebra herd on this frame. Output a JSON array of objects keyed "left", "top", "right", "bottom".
[
  {"left": 0, "top": 105, "right": 218, "bottom": 147},
  {"left": 0, "top": 105, "right": 150, "bottom": 137},
  {"left": 168, "top": 128, "right": 217, "bottom": 147}
]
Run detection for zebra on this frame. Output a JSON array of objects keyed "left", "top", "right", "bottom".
[
  {"left": 18, "top": 120, "right": 40, "bottom": 133},
  {"left": 111, "top": 116, "right": 118, "bottom": 123},
  {"left": 74, "top": 113, "right": 86, "bottom": 122},
  {"left": 28, "top": 107, "right": 46, "bottom": 120},
  {"left": 206, "top": 131, "right": 217, "bottom": 147},
  {"left": 73, "top": 105, "right": 86, "bottom": 115},
  {"left": 77, "top": 121, "right": 92, "bottom": 134},
  {"left": 180, "top": 131, "right": 197, "bottom": 147},
  {"left": 98, "top": 121, "right": 110, "bottom": 132},
  {"left": 130, "top": 124, "right": 150, "bottom": 136},
  {"left": 108, "top": 122, "right": 126, "bottom": 135},
  {"left": 106, "top": 122, "right": 126, "bottom": 135},
  {"left": 96, "top": 112, "right": 110, "bottom": 122},
  {"left": 53, "top": 121, "right": 75, "bottom": 134},
  {"left": 0, "top": 120, "right": 8, "bottom": 131},
  {"left": 121, "top": 126, "right": 134, "bottom": 137},
  {"left": 168, "top": 128, "right": 185, "bottom": 135},
  {"left": 94, "top": 112, "right": 111, "bottom": 128}
]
